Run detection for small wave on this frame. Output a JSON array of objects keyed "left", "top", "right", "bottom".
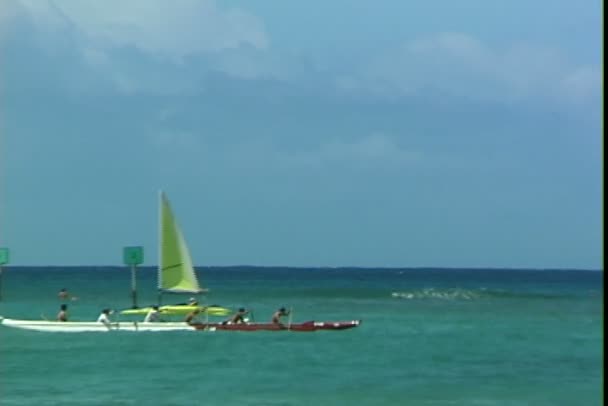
[
  {"left": 391, "top": 288, "right": 482, "bottom": 300},
  {"left": 390, "top": 288, "right": 589, "bottom": 300}
]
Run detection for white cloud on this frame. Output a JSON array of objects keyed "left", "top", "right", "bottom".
[
  {"left": 154, "top": 130, "right": 201, "bottom": 150},
  {"left": 337, "top": 32, "right": 602, "bottom": 105},
  {"left": 2, "top": 4, "right": 600, "bottom": 107},
  {"left": 147, "top": 131, "right": 424, "bottom": 174},
  {"left": 16, "top": 0, "right": 268, "bottom": 58},
  {"left": 560, "top": 66, "right": 603, "bottom": 104},
  {"left": 318, "top": 133, "right": 422, "bottom": 166},
  {"left": 0, "top": 0, "right": 287, "bottom": 93},
  {"left": 407, "top": 32, "right": 485, "bottom": 58},
  {"left": 220, "top": 133, "right": 425, "bottom": 172},
  {"left": 207, "top": 48, "right": 292, "bottom": 81},
  {"left": 0, "top": 0, "right": 23, "bottom": 25}
]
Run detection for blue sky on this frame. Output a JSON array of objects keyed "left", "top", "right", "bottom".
[{"left": 0, "top": 0, "right": 602, "bottom": 268}]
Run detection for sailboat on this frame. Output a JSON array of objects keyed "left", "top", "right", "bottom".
[
  {"left": 0, "top": 192, "right": 361, "bottom": 333},
  {"left": 120, "top": 191, "right": 230, "bottom": 317},
  {"left": 0, "top": 191, "right": 229, "bottom": 333}
]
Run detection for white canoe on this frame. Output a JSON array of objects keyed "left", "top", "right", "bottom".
[{"left": 0, "top": 317, "right": 198, "bottom": 332}]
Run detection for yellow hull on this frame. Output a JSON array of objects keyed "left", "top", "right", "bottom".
[{"left": 121, "top": 305, "right": 231, "bottom": 316}]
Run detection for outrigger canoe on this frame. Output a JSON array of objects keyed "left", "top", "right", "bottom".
[
  {"left": 0, "top": 317, "right": 197, "bottom": 332},
  {"left": 192, "top": 320, "right": 361, "bottom": 332},
  {"left": 0, "top": 316, "right": 360, "bottom": 333}
]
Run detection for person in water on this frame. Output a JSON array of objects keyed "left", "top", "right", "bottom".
[
  {"left": 57, "top": 304, "right": 68, "bottom": 322},
  {"left": 144, "top": 306, "right": 161, "bottom": 323},
  {"left": 188, "top": 297, "right": 198, "bottom": 306},
  {"left": 97, "top": 308, "right": 113, "bottom": 326},
  {"left": 271, "top": 307, "right": 290, "bottom": 325},
  {"left": 224, "top": 307, "right": 249, "bottom": 324},
  {"left": 58, "top": 288, "right": 78, "bottom": 301}
]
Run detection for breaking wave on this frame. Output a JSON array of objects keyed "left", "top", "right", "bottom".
[
  {"left": 391, "top": 288, "right": 484, "bottom": 300},
  {"left": 389, "top": 288, "right": 590, "bottom": 300}
]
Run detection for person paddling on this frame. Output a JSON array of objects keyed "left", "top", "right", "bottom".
[
  {"left": 57, "top": 304, "right": 68, "bottom": 322},
  {"left": 224, "top": 307, "right": 249, "bottom": 324},
  {"left": 185, "top": 307, "right": 207, "bottom": 324},
  {"left": 144, "top": 306, "right": 161, "bottom": 323},
  {"left": 97, "top": 308, "right": 113, "bottom": 326},
  {"left": 271, "top": 307, "right": 290, "bottom": 325}
]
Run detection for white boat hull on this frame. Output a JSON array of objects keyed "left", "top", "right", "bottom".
[{"left": 0, "top": 317, "right": 197, "bottom": 332}]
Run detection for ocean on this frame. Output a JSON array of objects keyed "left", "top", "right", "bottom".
[{"left": 0, "top": 267, "right": 603, "bottom": 405}]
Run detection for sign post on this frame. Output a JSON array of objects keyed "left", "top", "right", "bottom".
[
  {"left": 0, "top": 248, "right": 9, "bottom": 301},
  {"left": 123, "top": 246, "right": 144, "bottom": 309}
]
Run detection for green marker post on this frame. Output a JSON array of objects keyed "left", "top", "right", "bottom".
[
  {"left": 0, "top": 248, "right": 9, "bottom": 301},
  {"left": 123, "top": 246, "right": 144, "bottom": 308}
]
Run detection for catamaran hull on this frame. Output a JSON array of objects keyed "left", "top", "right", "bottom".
[
  {"left": 192, "top": 320, "right": 361, "bottom": 332},
  {"left": 120, "top": 305, "right": 231, "bottom": 317},
  {"left": 0, "top": 318, "right": 197, "bottom": 332}
]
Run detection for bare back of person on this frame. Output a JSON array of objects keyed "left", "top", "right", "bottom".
[
  {"left": 230, "top": 308, "right": 248, "bottom": 324},
  {"left": 271, "top": 307, "right": 289, "bottom": 324},
  {"left": 57, "top": 304, "right": 68, "bottom": 322}
]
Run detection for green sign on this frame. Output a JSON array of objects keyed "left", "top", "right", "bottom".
[
  {"left": 123, "top": 246, "right": 143, "bottom": 266},
  {"left": 0, "top": 248, "right": 9, "bottom": 265}
]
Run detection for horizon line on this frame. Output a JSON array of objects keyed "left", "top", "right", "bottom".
[{"left": 1, "top": 264, "right": 602, "bottom": 272}]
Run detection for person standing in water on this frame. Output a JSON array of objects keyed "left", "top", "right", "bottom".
[
  {"left": 58, "top": 288, "right": 78, "bottom": 301},
  {"left": 58, "top": 288, "right": 69, "bottom": 300}
]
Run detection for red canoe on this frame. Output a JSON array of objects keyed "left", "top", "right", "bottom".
[{"left": 192, "top": 320, "right": 361, "bottom": 332}]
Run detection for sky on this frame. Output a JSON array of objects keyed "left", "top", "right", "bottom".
[{"left": 0, "top": 0, "right": 603, "bottom": 269}]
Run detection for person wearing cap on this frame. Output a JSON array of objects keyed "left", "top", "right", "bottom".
[
  {"left": 144, "top": 305, "right": 161, "bottom": 323},
  {"left": 188, "top": 297, "right": 198, "bottom": 306},
  {"left": 97, "top": 308, "right": 113, "bottom": 326},
  {"left": 271, "top": 307, "right": 290, "bottom": 325}
]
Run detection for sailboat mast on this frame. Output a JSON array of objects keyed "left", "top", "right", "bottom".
[{"left": 157, "top": 190, "right": 163, "bottom": 306}]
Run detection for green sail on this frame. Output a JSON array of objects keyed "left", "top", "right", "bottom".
[{"left": 159, "top": 191, "right": 202, "bottom": 293}]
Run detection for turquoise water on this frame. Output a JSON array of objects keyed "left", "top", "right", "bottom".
[{"left": 0, "top": 267, "right": 603, "bottom": 405}]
